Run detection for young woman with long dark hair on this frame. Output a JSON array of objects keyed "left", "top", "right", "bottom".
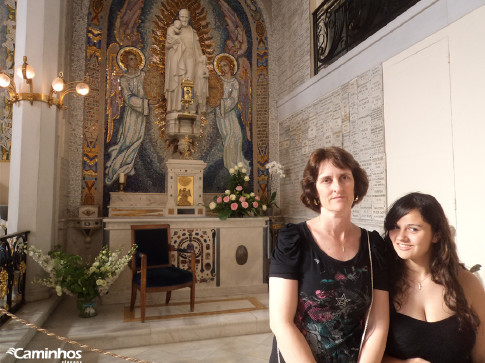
[{"left": 383, "top": 192, "right": 485, "bottom": 362}]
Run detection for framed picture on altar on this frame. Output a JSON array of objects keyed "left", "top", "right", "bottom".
[{"left": 177, "top": 176, "right": 194, "bottom": 206}]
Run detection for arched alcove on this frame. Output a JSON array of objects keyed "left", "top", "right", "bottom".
[{"left": 72, "top": 0, "right": 270, "bottom": 217}]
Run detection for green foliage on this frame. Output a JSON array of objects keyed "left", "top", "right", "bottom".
[
  {"left": 29, "top": 244, "right": 136, "bottom": 303},
  {"left": 264, "top": 161, "right": 285, "bottom": 209},
  {"left": 263, "top": 191, "right": 279, "bottom": 209}
]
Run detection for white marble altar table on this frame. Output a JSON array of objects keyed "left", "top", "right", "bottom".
[{"left": 103, "top": 216, "right": 269, "bottom": 304}]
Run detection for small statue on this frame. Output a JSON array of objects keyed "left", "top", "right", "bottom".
[
  {"left": 177, "top": 187, "right": 192, "bottom": 206},
  {"left": 165, "top": 9, "right": 206, "bottom": 114}
]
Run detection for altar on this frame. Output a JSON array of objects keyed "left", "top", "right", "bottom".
[
  {"left": 103, "top": 215, "right": 269, "bottom": 304},
  {"left": 101, "top": 134, "right": 271, "bottom": 304}
]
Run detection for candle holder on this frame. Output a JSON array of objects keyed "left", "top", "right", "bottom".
[{"left": 119, "top": 172, "right": 126, "bottom": 192}]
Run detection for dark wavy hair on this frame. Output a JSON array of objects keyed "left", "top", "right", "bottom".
[
  {"left": 300, "top": 147, "right": 368, "bottom": 212},
  {"left": 384, "top": 192, "right": 479, "bottom": 330}
]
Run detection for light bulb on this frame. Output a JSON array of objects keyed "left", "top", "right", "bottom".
[
  {"left": 15, "top": 65, "right": 23, "bottom": 79},
  {"left": 24, "top": 65, "right": 35, "bottom": 79},
  {"left": 16, "top": 64, "right": 35, "bottom": 80},
  {"left": 0, "top": 73, "right": 11, "bottom": 88},
  {"left": 76, "top": 82, "right": 89, "bottom": 96},
  {"left": 51, "top": 76, "right": 65, "bottom": 92}
]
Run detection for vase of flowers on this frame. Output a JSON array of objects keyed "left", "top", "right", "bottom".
[
  {"left": 78, "top": 299, "right": 98, "bottom": 318},
  {"left": 28, "top": 245, "right": 136, "bottom": 318},
  {"left": 208, "top": 163, "right": 267, "bottom": 220},
  {"left": 264, "top": 161, "right": 285, "bottom": 212}
]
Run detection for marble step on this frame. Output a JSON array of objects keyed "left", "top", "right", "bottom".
[
  {"left": 0, "top": 296, "right": 61, "bottom": 363},
  {"left": 24, "top": 293, "right": 270, "bottom": 352}
]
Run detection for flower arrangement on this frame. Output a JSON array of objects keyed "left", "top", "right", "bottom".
[
  {"left": 29, "top": 245, "right": 136, "bottom": 316},
  {"left": 208, "top": 163, "right": 267, "bottom": 220},
  {"left": 264, "top": 161, "right": 285, "bottom": 208}
]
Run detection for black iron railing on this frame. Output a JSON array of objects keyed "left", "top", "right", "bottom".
[
  {"left": 313, "top": 0, "right": 420, "bottom": 73},
  {"left": 0, "top": 231, "right": 29, "bottom": 326}
]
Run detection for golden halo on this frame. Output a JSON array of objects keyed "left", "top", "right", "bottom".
[
  {"left": 214, "top": 53, "right": 238, "bottom": 76},
  {"left": 117, "top": 47, "right": 145, "bottom": 72}
]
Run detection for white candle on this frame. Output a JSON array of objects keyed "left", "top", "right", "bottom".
[{"left": 119, "top": 172, "right": 126, "bottom": 184}]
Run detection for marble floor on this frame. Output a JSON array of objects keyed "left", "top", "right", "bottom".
[{"left": 1, "top": 292, "right": 273, "bottom": 363}]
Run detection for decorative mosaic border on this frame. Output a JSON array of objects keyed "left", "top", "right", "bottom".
[{"left": 171, "top": 228, "right": 216, "bottom": 283}]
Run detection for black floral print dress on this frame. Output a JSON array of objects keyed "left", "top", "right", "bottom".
[{"left": 269, "top": 222, "right": 388, "bottom": 363}]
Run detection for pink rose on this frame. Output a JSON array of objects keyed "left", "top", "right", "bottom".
[
  {"left": 231, "top": 203, "right": 238, "bottom": 210},
  {"left": 236, "top": 185, "right": 243, "bottom": 191},
  {"left": 242, "top": 202, "right": 249, "bottom": 208},
  {"left": 223, "top": 196, "right": 230, "bottom": 203},
  {"left": 239, "top": 196, "right": 246, "bottom": 202},
  {"left": 255, "top": 196, "right": 260, "bottom": 201},
  {"left": 253, "top": 202, "right": 258, "bottom": 208},
  {"left": 216, "top": 196, "right": 222, "bottom": 203}
]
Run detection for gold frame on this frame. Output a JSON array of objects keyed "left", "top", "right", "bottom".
[{"left": 177, "top": 176, "right": 194, "bottom": 206}]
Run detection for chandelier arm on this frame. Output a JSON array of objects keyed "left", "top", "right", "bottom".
[
  {"left": 26, "top": 78, "right": 34, "bottom": 104},
  {"left": 0, "top": 55, "right": 89, "bottom": 110},
  {"left": 57, "top": 83, "right": 79, "bottom": 108},
  {"left": 6, "top": 78, "right": 18, "bottom": 103}
]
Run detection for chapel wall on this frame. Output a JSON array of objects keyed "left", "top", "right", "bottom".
[
  {"left": 63, "top": 0, "right": 92, "bottom": 218},
  {"left": 271, "top": 0, "right": 311, "bottom": 100}
]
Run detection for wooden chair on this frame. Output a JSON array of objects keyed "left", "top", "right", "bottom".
[{"left": 130, "top": 224, "right": 195, "bottom": 322}]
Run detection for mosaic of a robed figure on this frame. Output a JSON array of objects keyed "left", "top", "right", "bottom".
[{"left": 98, "top": 0, "right": 269, "bottom": 214}]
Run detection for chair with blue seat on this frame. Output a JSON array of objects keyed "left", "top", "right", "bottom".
[{"left": 130, "top": 224, "right": 196, "bottom": 322}]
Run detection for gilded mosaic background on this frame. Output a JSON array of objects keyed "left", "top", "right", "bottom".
[{"left": 79, "top": 0, "right": 269, "bottom": 215}]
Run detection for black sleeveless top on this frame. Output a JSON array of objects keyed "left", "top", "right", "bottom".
[{"left": 386, "top": 307, "right": 476, "bottom": 363}]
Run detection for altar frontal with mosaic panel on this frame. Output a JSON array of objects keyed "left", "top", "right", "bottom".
[{"left": 171, "top": 228, "right": 216, "bottom": 284}]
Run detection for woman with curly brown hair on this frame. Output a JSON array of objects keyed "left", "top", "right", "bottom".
[
  {"left": 383, "top": 192, "right": 485, "bottom": 363},
  {"left": 269, "top": 147, "right": 389, "bottom": 362}
]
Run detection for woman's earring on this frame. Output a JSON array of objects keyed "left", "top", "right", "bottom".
[
  {"left": 354, "top": 195, "right": 359, "bottom": 202},
  {"left": 314, "top": 199, "right": 319, "bottom": 206}
]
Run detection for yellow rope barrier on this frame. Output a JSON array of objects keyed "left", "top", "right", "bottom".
[{"left": 0, "top": 307, "right": 154, "bottom": 363}]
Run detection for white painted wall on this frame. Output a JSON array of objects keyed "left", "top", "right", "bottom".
[
  {"left": 383, "top": 38, "right": 456, "bottom": 223},
  {"left": 449, "top": 6, "right": 485, "bottom": 282},
  {"left": 383, "top": 6, "right": 485, "bottom": 281}
]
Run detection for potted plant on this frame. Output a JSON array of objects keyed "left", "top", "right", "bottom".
[
  {"left": 208, "top": 163, "right": 267, "bottom": 220},
  {"left": 263, "top": 161, "right": 285, "bottom": 213},
  {"left": 28, "top": 245, "right": 135, "bottom": 317}
]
